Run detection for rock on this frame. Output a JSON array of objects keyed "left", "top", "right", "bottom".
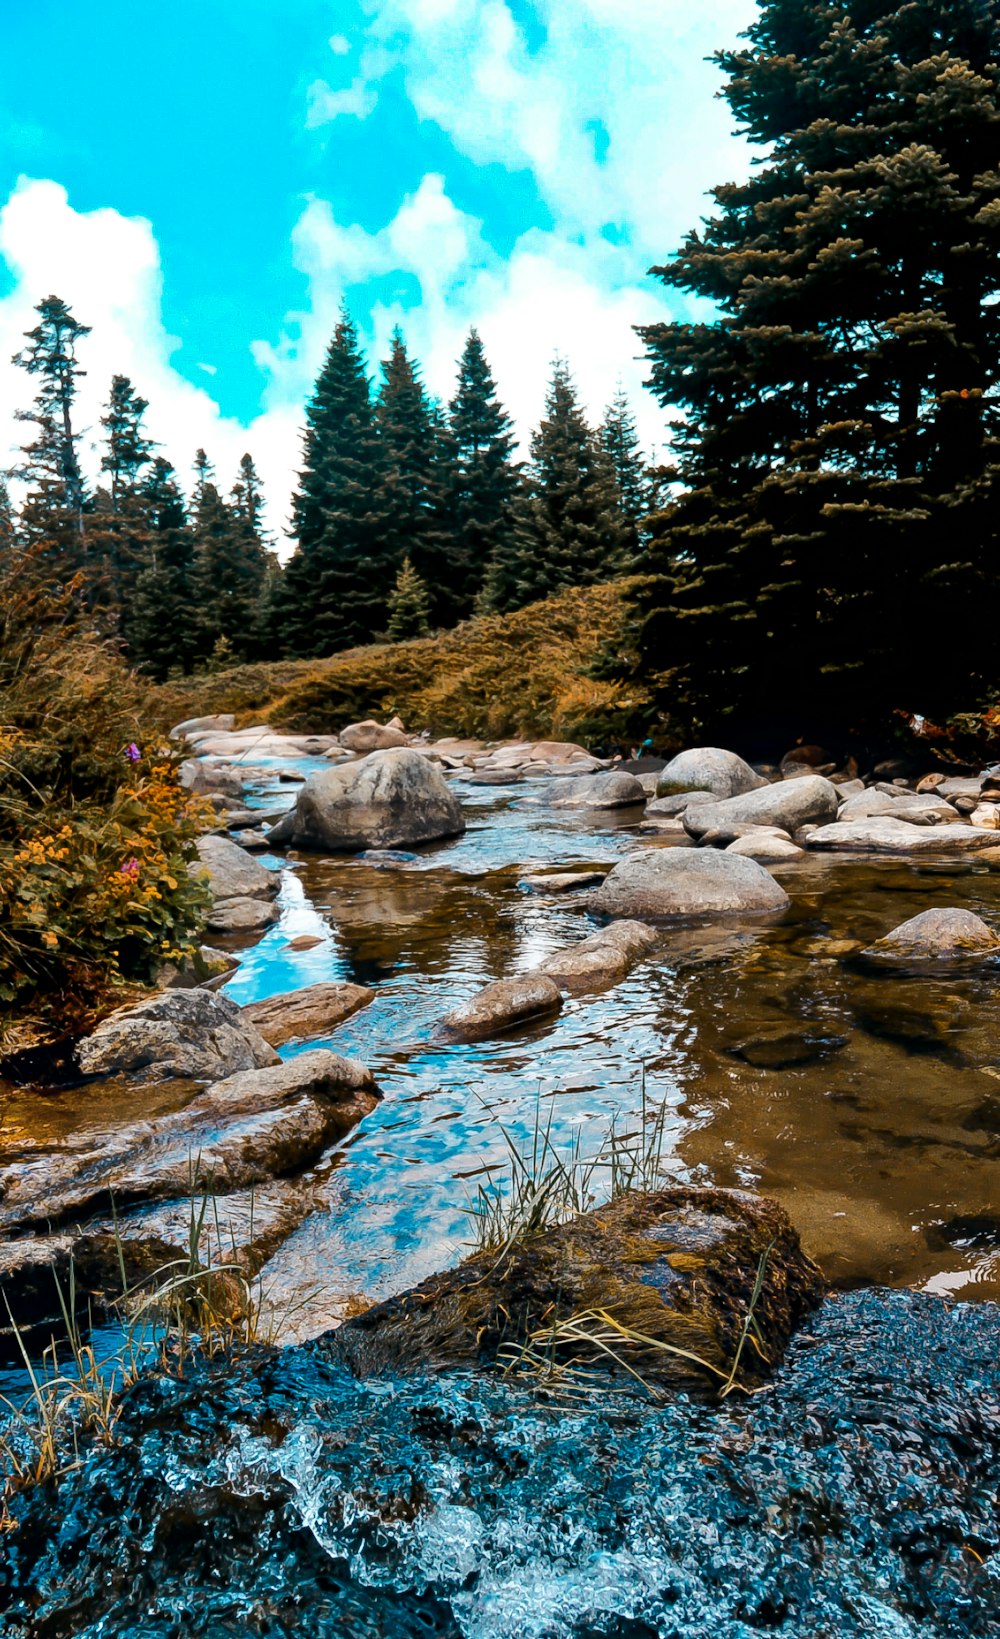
[
  {"left": 837, "top": 789, "right": 960, "bottom": 825},
  {"left": 520, "top": 869, "right": 608, "bottom": 893},
  {"left": 386, "top": 715, "right": 406, "bottom": 733},
  {"left": 0, "top": 1051, "right": 380, "bottom": 1235},
  {"left": 241, "top": 982, "right": 375, "bottom": 1047},
  {"left": 832, "top": 778, "right": 865, "bottom": 796},
  {"left": 466, "top": 768, "right": 523, "bottom": 785},
  {"left": 779, "top": 744, "right": 829, "bottom": 771},
  {"left": 723, "top": 1025, "right": 849, "bottom": 1069},
  {"left": 179, "top": 759, "right": 243, "bottom": 798},
  {"left": 970, "top": 802, "right": 1000, "bottom": 829},
  {"left": 190, "top": 834, "right": 278, "bottom": 901},
  {"left": 285, "top": 934, "right": 325, "bottom": 951},
  {"left": 530, "top": 740, "right": 593, "bottom": 762},
  {"left": 267, "top": 749, "right": 465, "bottom": 853},
  {"left": 339, "top": 720, "right": 410, "bottom": 753},
  {"left": 655, "top": 747, "right": 767, "bottom": 800},
  {"left": 935, "top": 776, "right": 984, "bottom": 800},
  {"left": 805, "top": 818, "right": 1000, "bottom": 853},
  {"left": 859, "top": 907, "right": 1000, "bottom": 965},
  {"left": 589, "top": 847, "right": 790, "bottom": 920},
  {"left": 916, "top": 772, "right": 947, "bottom": 793},
  {"left": 169, "top": 713, "right": 235, "bottom": 740},
  {"left": 548, "top": 771, "right": 647, "bottom": 809},
  {"left": 725, "top": 832, "right": 805, "bottom": 863},
  {"left": 205, "top": 896, "right": 281, "bottom": 933},
  {"left": 682, "top": 776, "right": 840, "bottom": 839},
  {"left": 336, "top": 1187, "right": 823, "bottom": 1393},
  {"left": 645, "top": 792, "right": 709, "bottom": 818},
  {"left": 76, "top": 990, "right": 279, "bottom": 1082},
  {"left": 436, "top": 974, "right": 563, "bottom": 1043},
  {"left": 161, "top": 945, "right": 239, "bottom": 989},
  {"left": 538, "top": 920, "right": 656, "bottom": 993}
]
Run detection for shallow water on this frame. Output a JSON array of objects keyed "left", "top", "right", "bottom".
[{"left": 205, "top": 767, "right": 1000, "bottom": 1327}]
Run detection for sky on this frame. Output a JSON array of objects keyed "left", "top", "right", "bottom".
[{"left": 0, "top": 0, "right": 756, "bottom": 546}]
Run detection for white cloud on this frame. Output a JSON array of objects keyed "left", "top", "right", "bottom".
[
  {"left": 305, "top": 75, "right": 378, "bottom": 126},
  {"left": 329, "top": 33, "right": 351, "bottom": 54}
]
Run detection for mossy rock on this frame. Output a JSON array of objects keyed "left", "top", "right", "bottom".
[{"left": 333, "top": 1187, "right": 824, "bottom": 1397}]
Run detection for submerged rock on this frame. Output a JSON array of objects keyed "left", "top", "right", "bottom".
[
  {"left": 683, "top": 775, "right": 839, "bottom": 838},
  {"left": 537, "top": 919, "right": 656, "bottom": 993},
  {"left": 268, "top": 748, "right": 465, "bottom": 853},
  {"left": 335, "top": 1187, "right": 823, "bottom": 1392},
  {"left": 436, "top": 974, "right": 563, "bottom": 1043},
  {"left": 655, "top": 746, "right": 767, "bottom": 800},
  {"left": 589, "top": 846, "right": 790, "bottom": 920},
  {"left": 76, "top": 989, "right": 278, "bottom": 1082},
  {"left": 242, "top": 981, "right": 375, "bottom": 1047},
  {"left": 860, "top": 907, "right": 1000, "bottom": 966}
]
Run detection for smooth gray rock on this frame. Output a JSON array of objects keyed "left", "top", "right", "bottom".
[
  {"left": 205, "top": 896, "right": 281, "bottom": 933},
  {"left": 682, "top": 776, "right": 840, "bottom": 839},
  {"left": 589, "top": 847, "right": 791, "bottom": 920},
  {"left": 726, "top": 832, "right": 805, "bottom": 863},
  {"left": 805, "top": 818, "right": 1000, "bottom": 853},
  {"left": 548, "top": 771, "right": 647, "bottom": 809},
  {"left": 339, "top": 720, "right": 410, "bottom": 753},
  {"left": 655, "top": 747, "right": 767, "bottom": 800},
  {"left": 645, "top": 792, "right": 710, "bottom": 818},
  {"left": 436, "top": 974, "right": 562, "bottom": 1043},
  {"left": 837, "top": 790, "right": 960, "bottom": 825},
  {"left": 860, "top": 907, "right": 1000, "bottom": 964},
  {"left": 191, "top": 834, "right": 277, "bottom": 900},
  {"left": 179, "top": 759, "right": 244, "bottom": 798},
  {"left": 76, "top": 989, "right": 279, "bottom": 1081},
  {"left": 538, "top": 920, "right": 657, "bottom": 993},
  {"left": 268, "top": 749, "right": 465, "bottom": 853}
]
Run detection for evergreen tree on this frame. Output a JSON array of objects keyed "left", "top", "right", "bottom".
[
  {"left": 601, "top": 383, "right": 650, "bottom": 566},
  {"left": 448, "top": 329, "right": 519, "bottom": 614},
  {"left": 190, "top": 450, "right": 271, "bottom": 663},
  {"left": 279, "top": 307, "right": 393, "bottom": 656},
  {"left": 12, "top": 295, "right": 91, "bottom": 570},
  {"left": 91, "top": 374, "right": 156, "bottom": 617},
  {"left": 0, "top": 475, "right": 14, "bottom": 555},
  {"left": 376, "top": 329, "right": 454, "bottom": 624},
  {"left": 386, "top": 554, "right": 431, "bottom": 641},
  {"left": 127, "top": 458, "right": 199, "bottom": 679},
  {"left": 483, "top": 359, "right": 627, "bottom": 612},
  {"left": 638, "top": 0, "right": 1000, "bottom": 749}
]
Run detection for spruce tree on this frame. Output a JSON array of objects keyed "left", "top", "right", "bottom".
[
  {"left": 601, "top": 384, "right": 650, "bottom": 567},
  {"left": 190, "top": 450, "right": 271, "bottom": 663},
  {"left": 128, "top": 458, "right": 199, "bottom": 679},
  {"left": 0, "top": 476, "right": 14, "bottom": 554},
  {"left": 483, "top": 359, "right": 628, "bottom": 612},
  {"left": 638, "top": 0, "right": 1000, "bottom": 748},
  {"left": 386, "top": 554, "right": 431, "bottom": 641},
  {"left": 279, "top": 307, "right": 392, "bottom": 656},
  {"left": 448, "top": 329, "right": 519, "bottom": 614},
  {"left": 12, "top": 295, "right": 91, "bottom": 572},
  {"left": 91, "top": 374, "right": 155, "bottom": 618},
  {"left": 376, "top": 329, "right": 454, "bottom": 624}
]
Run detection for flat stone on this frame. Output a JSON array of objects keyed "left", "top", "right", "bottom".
[
  {"left": 726, "top": 833, "right": 805, "bottom": 863},
  {"left": 860, "top": 907, "right": 1000, "bottom": 965},
  {"left": 436, "top": 974, "right": 563, "bottom": 1043},
  {"left": 242, "top": 982, "right": 375, "bottom": 1047},
  {"left": 76, "top": 989, "right": 279, "bottom": 1082},
  {"left": 723, "top": 1025, "right": 849, "bottom": 1069},
  {"left": 190, "top": 834, "right": 277, "bottom": 900},
  {"left": 589, "top": 847, "right": 790, "bottom": 920},
  {"left": 548, "top": 771, "right": 647, "bottom": 809},
  {"left": 837, "top": 790, "right": 960, "bottom": 825},
  {"left": 683, "top": 776, "right": 840, "bottom": 839},
  {"left": 205, "top": 896, "right": 281, "bottom": 933},
  {"left": 520, "top": 870, "right": 608, "bottom": 893},
  {"left": 805, "top": 818, "right": 1000, "bottom": 853},
  {"left": 268, "top": 748, "right": 465, "bottom": 853},
  {"left": 538, "top": 920, "right": 657, "bottom": 994},
  {"left": 655, "top": 747, "right": 768, "bottom": 800}
]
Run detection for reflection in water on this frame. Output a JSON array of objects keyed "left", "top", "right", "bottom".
[{"left": 214, "top": 775, "right": 1000, "bottom": 1331}]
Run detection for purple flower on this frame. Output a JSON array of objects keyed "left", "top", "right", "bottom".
[
  {"left": 120, "top": 857, "right": 140, "bottom": 880},
  {"left": 125, "top": 743, "right": 141, "bottom": 763}
]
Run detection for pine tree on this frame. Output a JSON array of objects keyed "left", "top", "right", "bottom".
[
  {"left": 0, "top": 476, "right": 14, "bottom": 555},
  {"left": 448, "top": 329, "right": 519, "bottom": 614},
  {"left": 386, "top": 555, "right": 431, "bottom": 641},
  {"left": 90, "top": 374, "right": 156, "bottom": 619},
  {"left": 483, "top": 359, "right": 628, "bottom": 613},
  {"left": 190, "top": 450, "right": 271, "bottom": 663},
  {"left": 601, "top": 384, "right": 650, "bottom": 566},
  {"left": 12, "top": 295, "right": 91, "bottom": 572},
  {"left": 279, "top": 307, "right": 393, "bottom": 656},
  {"left": 376, "top": 329, "right": 454, "bottom": 625},
  {"left": 638, "top": 0, "right": 1000, "bottom": 749},
  {"left": 127, "top": 458, "right": 199, "bottom": 679}
]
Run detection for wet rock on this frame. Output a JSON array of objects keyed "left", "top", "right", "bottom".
[
  {"left": 339, "top": 719, "right": 411, "bottom": 753},
  {"left": 859, "top": 907, "right": 1000, "bottom": 966},
  {"left": 837, "top": 789, "right": 960, "bottom": 825},
  {"left": 537, "top": 920, "right": 656, "bottom": 993},
  {"left": 853, "top": 998, "right": 963, "bottom": 1055},
  {"left": 268, "top": 749, "right": 465, "bottom": 853},
  {"left": 655, "top": 746, "right": 767, "bottom": 800},
  {"left": 178, "top": 758, "right": 243, "bottom": 798},
  {"left": 547, "top": 771, "right": 646, "bottom": 808},
  {"left": 589, "top": 847, "right": 790, "bottom": 921},
  {"left": 0, "top": 1051, "right": 380, "bottom": 1235},
  {"left": 285, "top": 934, "right": 325, "bottom": 951},
  {"left": 805, "top": 817, "right": 1000, "bottom": 853},
  {"left": 336, "top": 1187, "right": 823, "bottom": 1392},
  {"left": 190, "top": 834, "right": 277, "bottom": 900},
  {"left": 436, "top": 974, "right": 562, "bottom": 1043},
  {"left": 723, "top": 1025, "right": 849, "bottom": 1069},
  {"left": 683, "top": 775, "right": 839, "bottom": 839},
  {"left": 76, "top": 990, "right": 279, "bottom": 1082},
  {"left": 645, "top": 792, "right": 706, "bottom": 818},
  {"left": 204, "top": 895, "right": 281, "bottom": 933},
  {"left": 725, "top": 831, "right": 805, "bottom": 863},
  {"left": 242, "top": 981, "right": 375, "bottom": 1047},
  {"left": 466, "top": 768, "right": 523, "bottom": 785},
  {"left": 356, "top": 849, "right": 419, "bottom": 866},
  {"left": 520, "top": 869, "right": 608, "bottom": 893}
]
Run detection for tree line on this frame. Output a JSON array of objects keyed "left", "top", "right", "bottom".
[{"left": 1, "top": 298, "right": 651, "bottom": 680}]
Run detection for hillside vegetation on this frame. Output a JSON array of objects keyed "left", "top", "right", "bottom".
[{"left": 149, "top": 579, "right": 650, "bottom": 745}]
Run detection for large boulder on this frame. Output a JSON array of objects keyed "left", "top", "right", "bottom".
[
  {"left": 538, "top": 920, "right": 656, "bottom": 993},
  {"left": 682, "top": 775, "right": 840, "bottom": 839},
  {"left": 335, "top": 1187, "right": 824, "bottom": 1395},
  {"left": 76, "top": 989, "right": 279, "bottom": 1082},
  {"left": 268, "top": 749, "right": 465, "bottom": 853},
  {"left": 339, "top": 720, "right": 410, "bottom": 753},
  {"left": 589, "top": 847, "right": 790, "bottom": 921},
  {"left": 548, "top": 771, "right": 647, "bottom": 809},
  {"left": 436, "top": 974, "right": 562, "bottom": 1043},
  {"left": 655, "top": 747, "right": 767, "bottom": 800},
  {"left": 190, "top": 834, "right": 277, "bottom": 900},
  {"left": 805, "top": 818, "right": 1000, "bottom": 853},
  {"left": 860, "top": 908, "right": 1000, "bottom": 966},
  {"left": 242, "top": 981, "right": 375, "bottom": 1047},
  {"left": 204, "top": 896, "right": 281, "bottom": 934}
]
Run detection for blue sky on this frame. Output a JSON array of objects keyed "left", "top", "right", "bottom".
[{"left": 0, "top": 0, "right": 754, "bottom": 539}]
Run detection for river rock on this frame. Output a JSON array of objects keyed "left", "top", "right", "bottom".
[
  {"left": 179, "top": 759, "right": 244, "bottom": 798},
  {"left": 520, "top": 869, "right": 608, "bottom": 893},
  {"left": 336, "top": 1187, "right": 823, "bottom": 1393},
  {"left": 191, "top": 834, "right": 278, "bottom": 901},
  {"left": 76, "top": 989, "right": 279, "bottom": 1082},
  {"left": 267, "top": 749, "right": 465, "bottom": 853},
  {"left": 655, "top": 747, "right": 767, "bottom": 800},
  {"left": 548, "top": 771, "right": 646, "bottom": 809},
  {"left": 805, "top": 818, "right": 1000, "bottom": 853},
  {"left": 538, "top": 920, "right": 656, "bottom": 993},
  {"left": 726, "top": 832, "right": 805, "bottom": 863},
  {"left": 436, "top": 974, "right": 563, "bottom": 1043},
  {"left": 970, "top": 802, "right": 1000, "bottom": 829},
  {"left": 170, "top": 713, "right": 236, "bottom": 740},
  {"left": 241, "top": 982, "right": 375, "bottom": 1047},
  {"left": 339, "top": 720, "right": 410, "bottom": 753},
  {"left": 860, "top": 907, "right": 1000, "bottom": 965},
  {"left": 837, "top": 789, "right": 960, "bottom": 825},
  {"left": 645, "top": 792, "right": 709, "bottom": 818},
  {"left": 205, "top": 896, "right": 281, "bottom": 934},
  {"left": 589, "top": 847, "right": 791, "bottom": 920},
  {"left": 683, "top": 776, "right": 840, "bottom": 839}
]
